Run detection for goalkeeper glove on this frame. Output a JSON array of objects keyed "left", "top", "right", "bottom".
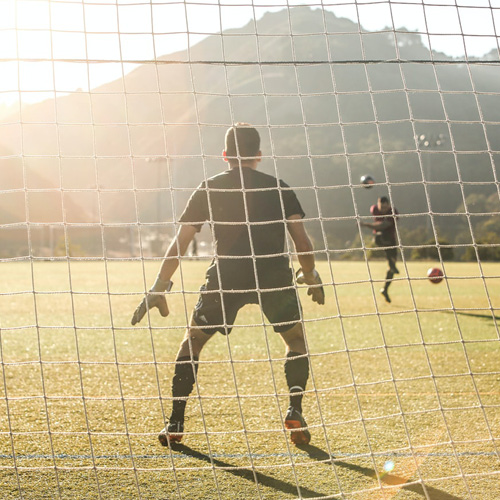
[
  {"left": 296, "top": 268, "right": 325, "bottom": 305},
  {"left": 131, "top": 276, "right": 173, "bottom": 325}
]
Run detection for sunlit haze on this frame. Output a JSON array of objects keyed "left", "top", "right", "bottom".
[{"left": 0, "top": 0, "right": 498, "bottom": 107}]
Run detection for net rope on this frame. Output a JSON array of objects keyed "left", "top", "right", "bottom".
[{"left": 0, "top": 1, "right": 500, "bottom": 499}]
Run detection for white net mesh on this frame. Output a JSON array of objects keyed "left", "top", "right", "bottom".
[{"left": 1, "top": 1, "right": 500, "bottom": 498}]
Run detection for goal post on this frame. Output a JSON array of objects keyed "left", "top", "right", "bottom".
[{"left": 1, "top": 1, "right": 500, "bottom": 499}]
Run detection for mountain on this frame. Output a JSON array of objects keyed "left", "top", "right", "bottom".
[{"left": 1, "top": 7, "right": 499, "bottom": 258}]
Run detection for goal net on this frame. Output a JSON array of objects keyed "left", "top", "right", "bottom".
[{"left": 1, "top": 0, "right": 499, "bottom": 498}]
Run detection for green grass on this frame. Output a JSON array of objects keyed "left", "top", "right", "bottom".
[{"left": 0, "top": 260, "right": 499, "bottom": 499}]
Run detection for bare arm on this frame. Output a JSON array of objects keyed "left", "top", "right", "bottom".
[
  {"left": 287, "top": 214, "right": 325, "bottom": 305},
  {"left": 361, "top": 219, "right": 392, "bottom": 231},
  {"left": 130, "top": 224, "right": 197, "bottom": 325},
  {"left": 158, "top": 224, "right": 198, "bottom": 282},
  {"left": 286, "top": 214, "right": 315, "bottom": 273}
]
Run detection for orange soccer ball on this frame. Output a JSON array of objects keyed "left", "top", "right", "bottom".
[{"left": 427, "top": 267, "right": 444, "bottom": 284}]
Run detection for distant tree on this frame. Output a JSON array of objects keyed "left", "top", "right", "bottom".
[
  {"left": 411, "top": 238, "right": 454, "bottom": 261},
  {"left": 462, "top": 233, "right": 500, "bottom": 262},
  {"left": 461, "top": 193, "right": 500, "bottom": 261},
  {"left": 461, "top": 193, "right": 489, "bottom": 214},
  {"left": 398, "top": 225, "right": 429, "bottom": 247},
  {"left": 485, "top": 192, "right": 500, "bottom": 213},
  {"left": 481, "top": 215, "right": 500, "bottom": 235}
]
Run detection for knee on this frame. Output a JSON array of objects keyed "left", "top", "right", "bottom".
[
  {"left": 281, "top": 323, "right": 307, "bottom": 354},
  {"left": 288, "top": 340, "right": 307, "bottom": 356},
  {"left": 178, "top": 326, "right": 210, "bottom": 359}
]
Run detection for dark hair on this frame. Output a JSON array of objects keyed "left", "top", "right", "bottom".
[
  {"left": 379, "top": 196, "right": 390, "bottom": 204},
  {"left": 225, "top": 123, "right": 260, "bottom": 160}
]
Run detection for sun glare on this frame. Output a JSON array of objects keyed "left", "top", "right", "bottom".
[
  {"left": 0, "top": 0, "right": 134, "bottom": 105},
  {"left": 0, "top": 0, "right": 497, "bottom": 108}
]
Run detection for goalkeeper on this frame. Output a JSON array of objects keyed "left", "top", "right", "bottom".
[
  {"left": 131, "top": 123, "right": 325, "bottom": 447},
  {"left": 360, "top": 196, "right": 399, "bottom": 303}
]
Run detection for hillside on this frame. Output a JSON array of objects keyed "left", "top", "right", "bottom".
[{"left": 1, "top": 7, "right": 499, "bottom": 258}]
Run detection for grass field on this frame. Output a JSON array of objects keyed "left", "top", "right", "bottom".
[{"left": 0, "top": 259, "right": 499, "bottom": 499}]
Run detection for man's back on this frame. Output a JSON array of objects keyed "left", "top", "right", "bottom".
[{"left": 180, "top": 167, "right": 304, "bottom": 289}]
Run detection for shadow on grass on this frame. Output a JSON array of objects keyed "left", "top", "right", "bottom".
[
  {"left": 297, "top": 444, "right": 465, "bottom": 500},
  {"left": 174, "top": 443, "right": 324, "bottom": 498},
  {"left": 423, "top": 309, "right": 500, "bottom": 322},
  {"left": 450, "top": 310, "right": 500, "bottom": 322}
]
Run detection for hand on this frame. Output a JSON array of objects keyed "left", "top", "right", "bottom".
[
  {"left": 296, "top": 268, "right": 325, "bottom": 305},
  {"left": 131, "top": 277, "right": 173, "bottom": 325}
]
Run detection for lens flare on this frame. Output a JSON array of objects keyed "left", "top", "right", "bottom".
[{"left": 383, "top": 460, "right": 395, "bottom": 473}]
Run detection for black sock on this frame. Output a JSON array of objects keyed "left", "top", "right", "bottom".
[
  {"left": 385, "top": 269, "right": 394, "bottom": 290},
  {"left": 284, "top": 351, "right": 309, "bottom": 414},
  {"left": 170, "top": 355, "right": 199, "bottom": 423}
]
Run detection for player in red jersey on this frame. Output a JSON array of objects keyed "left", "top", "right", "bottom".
[{"left": 361, "top": 196, "right": 399, "bottom": 303}]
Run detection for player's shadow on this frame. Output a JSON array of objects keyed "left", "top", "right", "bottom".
[
  {"left": 448, "top": 310, "right": 500, "bottom": 322},
  {"left": 297, "top": 444, "right": 465, "bottom": 500},
  {"left": 421, "top": 308, "right": 500, "bottom": 322},
  {"left": 173, "top": 443, "right": 324, "bottom": 498}
]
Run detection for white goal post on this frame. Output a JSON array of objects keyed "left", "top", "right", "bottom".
[{"left": 0, "top": 1, "right": 499, "bottom": 499}]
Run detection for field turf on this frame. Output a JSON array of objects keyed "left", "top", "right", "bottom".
[{"left": 0, "top": 260, "right": 499, "bottom": 499}]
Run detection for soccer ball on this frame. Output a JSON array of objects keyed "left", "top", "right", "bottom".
[
  {"left": 360, "top": 175, "right": 375, "bottom": 188},
  {"left": 427, "top": 267, "right": 444, "bottom": 284}
]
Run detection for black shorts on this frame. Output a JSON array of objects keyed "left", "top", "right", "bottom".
[
  {"left": 192, "top": 284, "right": 302, "bottom": 336},
  {"left": 375, "top": 232, "right": 395, "bottom": 248},
  {"left": 384, "top": 247, "right": 397, "bottom": 262},
  {"left": 374, "top": 233, "right": 397, "bottom": 262}
]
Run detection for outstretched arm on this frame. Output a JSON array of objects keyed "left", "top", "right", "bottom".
[
  {"left": 287, "top": 214, "right": 325, "bottom": 305},
  {"left": 158, "top": 225, "right": 198, "bottom": 282},
  {"left": 360, "top": 218, "right": 392, "bottom": 231},
  {"left": 131, "top": 224, "right": 197, "bottom": 325}
]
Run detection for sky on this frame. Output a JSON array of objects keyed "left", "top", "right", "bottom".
[{"left": 0, "top": 0, "right": 499, "bottom": 108}]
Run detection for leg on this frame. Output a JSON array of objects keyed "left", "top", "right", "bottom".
[
  {"left": 171, "top": 320, "right": 212, "bottom": 420},
  {"left": 159, "top": 320, "right": 213, "bottom": 446},
  {"left": 381, "top": 248, "right": 398, "bottom": 303},
  {"left": 279, "top": 321, "right": 307, "bottom": 356},
  {"left": 384, "top": 266, "right": 395, "bottom": 291},
  {"left": 176, "top": 318, "right": 213, "bottom": 360},
  {"left": 387, "top": 247, "right": 399, "bottom": 275},
  {"left": 280, "top": 322, "right": 308, "bottom": 412},
  {"left": 262, "top": 286, "right": 310, "bottom": 444},
  {"left": 159, "top": 277, "right": 243, "bottom": 446},
  {"left": 279, "top": 322, "right": 311, "bottom": 445}
]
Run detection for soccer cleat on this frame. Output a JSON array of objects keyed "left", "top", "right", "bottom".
[
  {"left": 380, "top": 288, "right": 391, "bottom": 303},
  {"left": 284, "top": 406, "right": 311, "bottom": 445},
  {"left": 158, "top": 420, "right": 184, "bottom": 447}
]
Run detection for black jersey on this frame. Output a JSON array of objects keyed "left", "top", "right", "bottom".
[
  {"left": 370, "top": 204, "right": 399, "bottom": 246},
  {"left": 179, "top": 167, "right": 305, "bottom": 290}
]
